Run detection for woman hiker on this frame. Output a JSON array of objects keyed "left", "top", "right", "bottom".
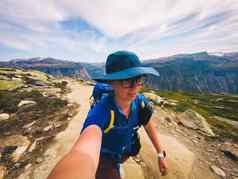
[{"left": 48, "top": 51, "right": 168, "bottom": 179}]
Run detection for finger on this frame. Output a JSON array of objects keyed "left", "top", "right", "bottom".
[{"left": 161, "top": 167, "right": 168, "bottom": 176}]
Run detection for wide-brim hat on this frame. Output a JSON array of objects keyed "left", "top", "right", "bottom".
[{"left": 93, "top": 51, "right": 159, "bottom": 82}]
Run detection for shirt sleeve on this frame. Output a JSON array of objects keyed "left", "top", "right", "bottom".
[
  {"left": 81, "top": 103, "right": 109, "bottom": 133},
  {"left": 137, "top": 94, "right": 154, "bottom": 126}
]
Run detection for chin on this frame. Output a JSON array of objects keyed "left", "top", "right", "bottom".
[{"left": 128, "top": 94, "right": 137, "bottom": 101}]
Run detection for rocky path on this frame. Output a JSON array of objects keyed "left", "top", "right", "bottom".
[
  {"left": 16, "top": 80, "right": 229, "bottom": 179},
  {"left": 17, "top": 80, "right": 93, "bottom": 179}
]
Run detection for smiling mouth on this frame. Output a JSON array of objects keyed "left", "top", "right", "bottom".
[{"left": 128, "top": 93, "right": 136, "bottom": 97}]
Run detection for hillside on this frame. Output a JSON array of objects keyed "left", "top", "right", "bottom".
[
  {"left": 1, "top": 51, "right": 238, "bottom": 94},
  {"left": 0, "top": 67, "right": 78, "bottom": 179},
  {"left": 0, "top": 73, "right": 237, "bottom": 179},
  {"left": 144, "top": 52, "right": 238, "bottom": 94},
  {"left": 0, "top": 58, "right": 90, "bottom": 80}
]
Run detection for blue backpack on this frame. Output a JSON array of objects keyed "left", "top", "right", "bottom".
[{"left": 90, "top": 82, "right": 114, "bottom": 108}]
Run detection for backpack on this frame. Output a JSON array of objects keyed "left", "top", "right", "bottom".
[{"left": 90, "top": 82, "right": 114, "bottom": 108}]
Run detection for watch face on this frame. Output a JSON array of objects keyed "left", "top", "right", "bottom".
[{"left": 158, "top": 151, "right": 166, "bottom": 158}]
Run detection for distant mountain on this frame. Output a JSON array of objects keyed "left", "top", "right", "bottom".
[
  {"left": 145, "top": 52, "right": 238, "bottom": 94},
  {"left": 86, "top": 51, "right": 238, "bottom": 94},
  {"left": 80, "top": 62, "right": 105, "bottom": 78},
  {"left": 0, "top": 57, "right": 91, "bottom": 80},
  {"left": 1, "top": 51, "right": 238, "bottom": 94}
]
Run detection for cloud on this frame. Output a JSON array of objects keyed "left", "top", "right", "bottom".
[{"left": 0, "top": 0, "right": 237, "bottom": 61}]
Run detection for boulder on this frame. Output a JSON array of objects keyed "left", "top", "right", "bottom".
[
  {"left": 142, "top": 92, "right": 164, "bottom": 105},
  {"left": 17, "top": 100, "right": 36, "bottom": 108},
  {"left": 220, "top": 142, "right": 238, "bottom": 161},
  {"left": 210, "top": 165, "right": 226, "bottom": 178},
  {"left": 164, "top": 99, "right": 178, "bottom": 107},
  {"left": 0, "top": 113, "right": 10, "bottom": 122},
  {"left": 177, "top": 110, "right": 215, "bottom": 137},
  {"left": 133, "top": 128, "right": 216, "bottom": 179},
  {"left": 0, "top": 135, "right": 31, "bottom": 163}
]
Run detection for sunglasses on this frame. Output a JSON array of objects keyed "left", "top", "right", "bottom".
[{"left": 120, "top": 76, "right": 144, "bottom": 88}]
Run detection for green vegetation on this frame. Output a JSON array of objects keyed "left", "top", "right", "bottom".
[
  {"left": 154, "top": 90, "right": 238, "bottom": 121},
  {"left": 0, "top": 90, "right": 67, "bottom": 114},
  {"left": 0, "top": 80, "right": 23, "bottom": 90},
  {"left": 141, "top": 87, "right": 238, "bottom": 140},
  {"left": 29, "top": 70, "right": 50, "bottom": 82}
]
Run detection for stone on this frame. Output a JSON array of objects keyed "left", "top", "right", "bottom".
[
  {"left": 28, "top": 141, "right": 37, "bottom": 153},
  {"left": 0, "top": 165, "right": 7, "bottom": 179},
  {"left": 54, "top": 122, "right": 63, "bottom": 128},
  {"left": 142, "top": 92, "right": 164, "bottom": 105},
  {"left": 68, "top": 112, "right": 73, "bottom": 117},
  {"left": 220, "top": 142, "right": 238, "bottom": 161},
  {"left": 179, "top": 118, "right": 198, "bottom": 130},
  {"left": 67, "top": 103, "right": 74, "bottom": 108},
  {"left": 43, "top": 125, "right": 53, "bottom": 132},
  {"left": 3, "top": 132, "right": 11, "bottom": 136},
  {"left": 12, "top": 146, "right": 29, "bottom": 162},
  {"left": 210, "top": 165, "right": 226, "bottom": 178},
  {"left": 177, "top": 110, "right": 215, "bottom": 137},
  {"left": 0, "top": 135, "right": 31, "bottom": 163},
  {"left": 165, "top": 116, "right": 172, "bottom": 123},
  {"left": 36, "top": 157, "right": 43, "bottom": 163},
  {"left": 24, "top": 163, "right": 32, "bottom": 170},
  {"left": 14, "top": 163, "right": 21, "bottom": 168},
  {"left": 0, "top": 113, "right": 10, "bottom": 122},
  {"left": 192, "top": 139, "right": 199, "bottom": 144},
  {"left": 23, "top": 121, "right": 37, "bottom": 129},
  {"left": 17, "top": 100, "right": 36, "bottom": 108}
]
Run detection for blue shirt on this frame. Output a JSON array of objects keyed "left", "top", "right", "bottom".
[{"left": 82, "top": 94, "right": 149, "bottom": 162}]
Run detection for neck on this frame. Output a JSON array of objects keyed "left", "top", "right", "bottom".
[{"left": 114, "top": 96, "right": 131, "bottom": 117}]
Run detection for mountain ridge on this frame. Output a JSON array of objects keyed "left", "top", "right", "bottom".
[{"left": 0, "top": 51, "right": 238, "bottom": 94}]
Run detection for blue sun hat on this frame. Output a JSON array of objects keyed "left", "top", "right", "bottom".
[{"left": 93, "top": 51, "right": 159, "bottom": 82}]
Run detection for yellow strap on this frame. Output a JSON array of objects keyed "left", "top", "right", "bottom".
[
  {"left": 104, "top": 110, "right": 115, "bottom": 133},
  {"left": 141, "top": 101, "right": 145, "bottom": 108}
]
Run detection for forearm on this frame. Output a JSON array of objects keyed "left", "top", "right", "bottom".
[
  {"left": 47, "top": 125, "right": 102, "bottom": 179},
  {"left": 144, "top": 120, "right": 163, "bottom": 153}
]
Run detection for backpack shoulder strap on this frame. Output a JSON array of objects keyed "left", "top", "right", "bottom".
[
  {"left": 138, "top": 95, "right": 153, "bottom": 126},
  {"left": 104, "top": 110, "right": 115, "bottom": 133}
]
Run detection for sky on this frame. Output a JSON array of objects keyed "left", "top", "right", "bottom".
[{"left": 0, "top": 0, "right": 238, "bottom": 62}]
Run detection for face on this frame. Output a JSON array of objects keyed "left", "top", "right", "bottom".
[{"left": 111, "top": 76, "right": 144, "bottom": 102}]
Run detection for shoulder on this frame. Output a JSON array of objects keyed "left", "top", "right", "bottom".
[
  {"left": 82, "top": 95, "right": 112, "bottom": 132},
  {"left": 135, "top": 94, "right": 149, "bottom": 105}
]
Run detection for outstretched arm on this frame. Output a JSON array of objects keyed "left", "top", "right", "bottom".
[{"left": 47, "top": 125, "right": 102, "bottom": 179}]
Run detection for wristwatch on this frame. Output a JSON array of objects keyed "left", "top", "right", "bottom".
[{"left": 157, "top": 151, "right": 166, "bottom": 159}]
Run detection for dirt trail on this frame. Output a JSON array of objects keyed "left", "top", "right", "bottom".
[
  {"left": 17, "top": 80, "right": 93, "bottom": 179},
  {"left": 17, "top": 80, "right": 217, "bottom": 179}
]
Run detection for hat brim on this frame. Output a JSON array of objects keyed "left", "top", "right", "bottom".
[{"left": 92, "top": 66, "right": 159, "bottom": 82}]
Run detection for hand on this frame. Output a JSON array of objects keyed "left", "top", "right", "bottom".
[{"left": 158, "top": 157, "right": 168, "bottom": 176}]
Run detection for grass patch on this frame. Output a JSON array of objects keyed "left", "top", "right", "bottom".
[
  {"left": 153, "top": 90, "right": 238, "bottom": 121},
  {"left": 0, "top": 80, "right": 23, "bottom": 90},
  {"left": 141, "top": 87, "right": 238, "bottom": 140},
  {"left": 0, "top": 90, "right": 67, "bottom": 113},
  {"left": 28, "top": 70, "right": 50, "bottom": 83}
]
